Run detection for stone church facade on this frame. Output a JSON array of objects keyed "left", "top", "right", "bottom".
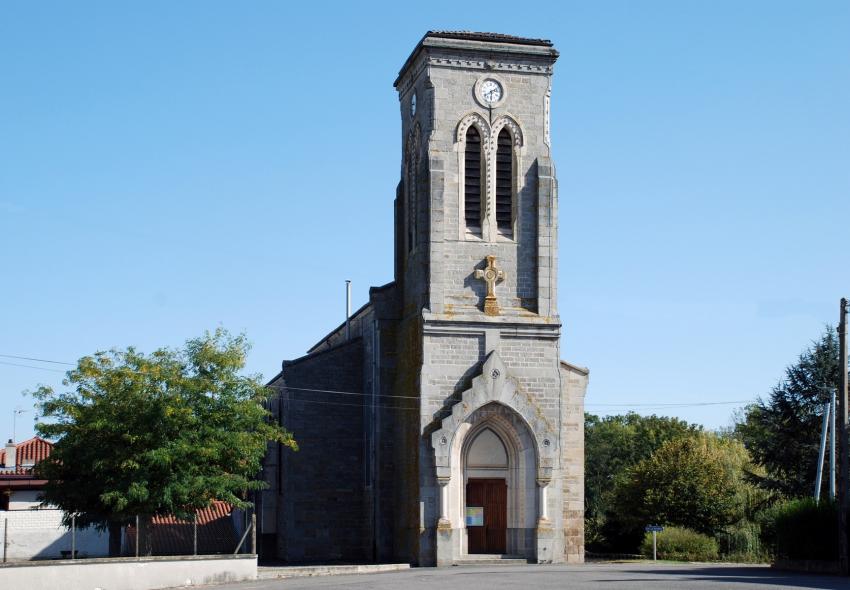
[{"left": 259, "top": 31, "right": 588, "bottom": 566}]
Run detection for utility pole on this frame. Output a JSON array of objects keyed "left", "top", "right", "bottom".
[
  {"left": 832, "top": 388, "right": 837, "bottom": 499},
  {"left": 838, "top": 298, "right": 848, "bottom": 575}
]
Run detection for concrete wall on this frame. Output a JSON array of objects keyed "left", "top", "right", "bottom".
[
  {"left": 0, "top": 555, "right": 256, "bottom": 590},
  {"left": 1, "top": 509, "right": 108, "bottom": 561}
]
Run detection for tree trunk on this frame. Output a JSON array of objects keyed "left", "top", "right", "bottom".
[
  {"left": 108, "top": 521, "right": 123, "bottom": 557},
  {"left": 138, "top": 514, "right": 154, "bottom": 556}
]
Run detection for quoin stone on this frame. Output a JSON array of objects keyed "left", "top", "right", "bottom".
[{"left": 259, "top": 30, "right": 588, "bottom": 566}]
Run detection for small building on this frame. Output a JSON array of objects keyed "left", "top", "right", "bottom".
[
  {"left": 1, "top": 437, "right": 110, "bottom": 560},
  {"left": 1, "top": 437, "right": 53, "bottom": 510},
  {"left": 259, "top": 31, "right": 588, "bottom": 567}
]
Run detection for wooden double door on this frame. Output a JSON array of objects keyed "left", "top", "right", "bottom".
[{"left": 466, "top": 478, "right": 507, "bottom": 554}]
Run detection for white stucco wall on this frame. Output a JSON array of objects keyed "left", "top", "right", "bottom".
[
  {"left": 0, "top": 555, "right": 256, "bottom": 590},
  {"left": 1, "top": 509, "right": 109, "bottom": 560},
  {"left": 8, "top": 490, "right": 41, "bottom": 510}
]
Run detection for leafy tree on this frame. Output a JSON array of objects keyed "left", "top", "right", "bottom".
[
  {"left": 31, "top": 329, "right": 296, "bottom": 555},
  {"left": 734, "top": 328, "right": 839, "bottom": 497},
  {"left": 585, "top": 412, "right": 701, "bottom": 550},
  {"left": 612, "top": 433, "right": 755, "bottom": 537}
]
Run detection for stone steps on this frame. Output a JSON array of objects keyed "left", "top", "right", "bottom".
[
  {"left": 258, "top": 563, "right": 411, "bottom": 579},
  {"left": 453, "top": 554, "right": 529, "bottom": 566}
]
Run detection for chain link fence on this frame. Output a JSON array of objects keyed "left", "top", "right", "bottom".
[{"left": 1, "top": 504, "right": 255, "bottom": 563}]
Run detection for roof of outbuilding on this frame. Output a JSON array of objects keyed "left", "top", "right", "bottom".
[
  {"left": 425, "top": 30, "right": 553, "bottom": 47},
  {"left": 124, "top": 501, "right": 237, "bottom": 555}
]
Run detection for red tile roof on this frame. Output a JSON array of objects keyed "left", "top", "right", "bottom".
[
  {"left": 1, "top": 436, "right": 53, "bottom": 470},
  {"left": 124, "top": 501, "right": 238, "bottom": 555}
]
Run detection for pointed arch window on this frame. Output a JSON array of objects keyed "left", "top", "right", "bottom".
[
  {"left": 464, "top": 126, "right": 483, "bottom": 235},
  {"left": 495, "top": 128, "right": 513, "bottom": 237}
]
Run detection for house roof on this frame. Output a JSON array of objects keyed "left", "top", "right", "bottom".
[{"left": 1, "top": 436, "right": 53, "bottom": 470}]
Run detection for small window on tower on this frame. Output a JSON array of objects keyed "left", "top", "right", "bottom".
[
  {"left": 495, "top": 128, "right": 513, "bottom": 237},
  {"left": 465, "top": 126, "right": 483, "bottom": 234}
]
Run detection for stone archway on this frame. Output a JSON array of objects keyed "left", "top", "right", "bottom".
[
  {"left": 430, "top": 351, "right": 557, "bottom": 565},
  {"left": 459, "top": 404, "right": 538, "bottom": 557}
]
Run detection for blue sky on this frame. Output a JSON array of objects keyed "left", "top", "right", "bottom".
[{"left": 1, "top": 1, "right": 848, "bottom": 441}]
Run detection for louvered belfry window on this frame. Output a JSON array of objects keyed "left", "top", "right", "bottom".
[
  {"left": 495, "top": 128, "right": 513, "bottom": 236},
  {"left": 464, "top": 126, "right": 482, "bottom": 233}
]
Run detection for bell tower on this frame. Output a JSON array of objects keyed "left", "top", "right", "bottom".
[
  {"left": 394, "top": 31, "right": 559, "bottom": 320},
  {"left": 391, "top": 32, "right": 584, "bottom": 567}
]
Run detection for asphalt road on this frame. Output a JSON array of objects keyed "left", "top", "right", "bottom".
[{"left": 207, "top": 563, "right": 847, "bottom": 590}]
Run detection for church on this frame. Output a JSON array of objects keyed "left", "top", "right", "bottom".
[{"left": 259, "top": 31, "right": 588, "bottom": 567}]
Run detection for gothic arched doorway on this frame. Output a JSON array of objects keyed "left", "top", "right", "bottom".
[
  {"left": 453, "top": 403, "right": 539, "bottom": 558},
  {"left": 464, "top": 428, "right": 508, "bottom": 553}
]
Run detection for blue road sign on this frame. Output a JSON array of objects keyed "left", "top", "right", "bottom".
[{"left": 645, "top": 525, "right": 664, "bottom": 532}]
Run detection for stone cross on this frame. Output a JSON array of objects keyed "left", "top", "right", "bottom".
[{"left": 474, "top": 255, "right": 505, "bottom": 316}]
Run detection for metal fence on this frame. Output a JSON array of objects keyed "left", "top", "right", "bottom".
[{"left": 1, "top": 506, "right": 255, "bottom": 563}]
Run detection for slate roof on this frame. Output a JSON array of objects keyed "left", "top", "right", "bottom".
[
  {"left": 0, "top": 436, "right": 53, "bottom": 471},
  {"left": 425, "top": 30, "right": 553, "bottom": 47}
]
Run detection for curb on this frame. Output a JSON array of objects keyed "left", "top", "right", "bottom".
[{"left": 258, "top": 563, "right": 411, "bottom": 579}]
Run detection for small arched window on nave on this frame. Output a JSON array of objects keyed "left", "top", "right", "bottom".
[
  {"left": 464, "top": 126, "right": 483, "bottom": 235},
  {"left": 495, "top": 128, "right": 513, "bottom": 237}
]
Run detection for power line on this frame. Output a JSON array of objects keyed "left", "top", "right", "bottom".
[
  {"left": 0, "top": 353, "right": 756, "bottom": 410},
  {"left": 0, "top": 361, "right": 66, "bottom": 373},
  {"left": 283, "top": 385, "right": 421, "bottom": 400},
  {"left": 0, "top": 354, "right": 74, "bottom": 366},
  {"left": 285, "top": 397, "right": 419, "bottom": 411},
  {"left": 586, "top": 400, "right": 751, "bottom": 408}
]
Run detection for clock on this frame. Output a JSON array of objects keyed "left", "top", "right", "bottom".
[
  {"left": 474, "top": 76, "right": 506, "bottom": 108},
  {"left": 410, "top": 92, "right": 417, "bottom": 117},
  {"left": 480, "top": 79, "right": 503, "bottom": 104}
]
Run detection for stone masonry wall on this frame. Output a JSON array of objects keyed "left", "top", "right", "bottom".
[
  {"left": 274, "top": 339, "right": 367, "bottom": 563},
  {"left": 398, "top": 47, "right": 555, "bottom": 318}
]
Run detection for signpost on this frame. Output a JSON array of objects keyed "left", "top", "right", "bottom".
[{"left": 645, "top": 525, "right": 664, "bottom": 561}]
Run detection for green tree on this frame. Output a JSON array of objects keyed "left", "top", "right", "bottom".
[
  {"left": 585, "top": 412, "right": 700, "bottom": 550},
  {"left": 734, "top": 328, "right": 839, "bottom": 497},
  {"left": 31, "top": 329, "right": 296, "bottom": 555},
  {"left": 612, "top": 433, "right": 753, "bottom": 538}
]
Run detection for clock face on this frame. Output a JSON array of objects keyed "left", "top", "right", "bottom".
[
  {"left": 480, "top": 79, "right": 503, "bottom": 104},
  {"left": 410, "top": 92, "right": 417, "bottom": 117}
]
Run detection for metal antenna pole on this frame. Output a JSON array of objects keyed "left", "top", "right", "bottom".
[
  {"left": 11, "top": 409, "right": 26, "bottom": 443},
  {"left": 345, "top": 280, "right": 352, "bottom": 340},
  {"left": 838, "top": 298, "right": 848, "bottom": 575},
  {"left": 816, "top": 401, "right": 830, "bottom": 502}
]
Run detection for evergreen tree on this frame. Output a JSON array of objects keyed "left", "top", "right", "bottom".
[{"left": 734, "top": 327, "right": 839, "bottom": 497}]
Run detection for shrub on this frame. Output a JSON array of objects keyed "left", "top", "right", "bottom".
[
  {"left": 716, "top": 522, "right": 769, "bottom": 563},
  {"left": 768, "top": 498, "right": 838, "bottom": 561},
  {"left": 640, "top": 526, "right": 719, "bottom": 561}
]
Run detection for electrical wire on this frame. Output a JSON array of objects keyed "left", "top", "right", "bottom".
[
  {"left": 0, "top": 353, "right": 756, "bottom": 409},
  {"left": 0, "top": 354, "right": 75, "bottom": 365},
  {"left": 0, "top": 360, "right": 66, "bottom": 373}
]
